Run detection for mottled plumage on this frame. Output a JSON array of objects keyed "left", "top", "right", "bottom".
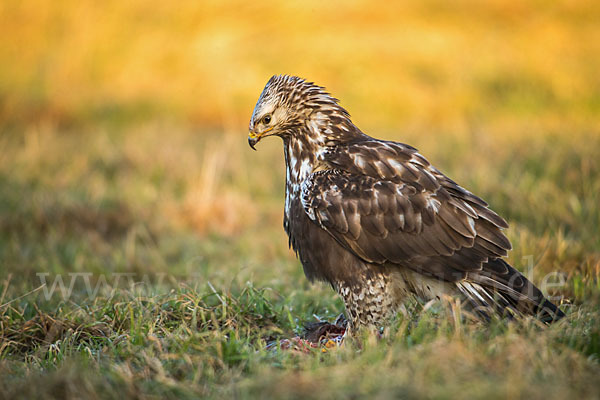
[{"left": 248, "top": 75, "right": 564, "bottom": 329}]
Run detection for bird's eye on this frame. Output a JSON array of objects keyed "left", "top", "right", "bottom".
[{"left": 263, "top": 115, "right": 272, "bottom": 125}]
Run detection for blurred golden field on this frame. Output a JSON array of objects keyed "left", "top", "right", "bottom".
[
  {"left": 2, "top": 0, "right": 600, "bottom": 131},
  {"left": 1, "top": 1, "right": 599, "bottom": 399}
]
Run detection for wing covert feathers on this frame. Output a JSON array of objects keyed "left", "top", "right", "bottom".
[
  {"left": 300, "top": 138, "right": 563, "bottom": 322},
  {"left": 301, "top": 140, "right": 511, "bottom": 273}
]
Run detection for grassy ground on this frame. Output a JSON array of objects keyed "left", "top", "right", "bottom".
[
  {"left": 0, "top": 125, "right": 599, "bottom": 399},
  {"left": 1, "top": 0, "right": 600, "bottom": 399}
]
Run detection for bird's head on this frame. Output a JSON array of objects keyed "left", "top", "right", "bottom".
[{"left": 248, "top": 75, "right": 354, "bottom": 150}]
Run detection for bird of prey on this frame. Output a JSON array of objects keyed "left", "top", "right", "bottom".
[{"left": 248, "top": 74, "right": 564, "bottom": 329}]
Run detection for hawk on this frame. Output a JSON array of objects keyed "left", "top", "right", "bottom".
[{"left": 248, "top": 75, "right": 564, "bottom": 329}]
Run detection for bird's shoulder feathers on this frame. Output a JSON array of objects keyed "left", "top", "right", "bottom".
[{"left": 301, "top": 139, "right": 511, "bottom": 281}]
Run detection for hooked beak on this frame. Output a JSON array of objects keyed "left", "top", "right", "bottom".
[
  {"left": 247, "top": 127, "right": 273, "bottom": 151},
  {"left": 248, "top": 132, "right": 259, "bottom": 151}
]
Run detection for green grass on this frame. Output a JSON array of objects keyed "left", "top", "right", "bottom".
[
  {"left": 0, "top": 123, "right": 599, "bottom": 399},
  {"left": 1, "top": 1, "right": 600, "bottom": 397}
]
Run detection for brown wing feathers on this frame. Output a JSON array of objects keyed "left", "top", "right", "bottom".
[
  {"left": 301, "top": 170, "right": 469, "bottom": 264},
  {"left": 301, "top": 139, "right": 564, "bottom": 320},
  {"left": 302, "top": 140, "right": 511, "bottom": 271}
]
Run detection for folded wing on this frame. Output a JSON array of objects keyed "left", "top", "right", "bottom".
[{"left": 301, "top": 139, "right": 511, "bottom": 281}]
